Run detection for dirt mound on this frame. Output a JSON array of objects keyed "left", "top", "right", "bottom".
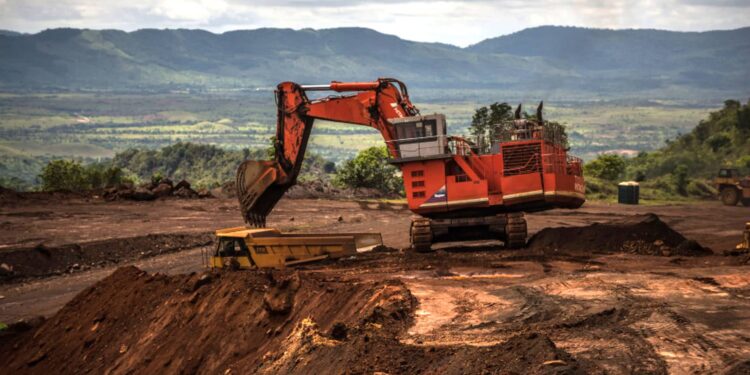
[
  {"left": 0, "top": 233, "right": 212, "bottom": 282},
  {"left": 103, "top": 179, "right": 212, "bottom": 201},
  {"left": 0, "top": 267, "right": 591, "bottom": 374},
  {"left": 527, "top": 213, "right": 712, "bottom": 256}
]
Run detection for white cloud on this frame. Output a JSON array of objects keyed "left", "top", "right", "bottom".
[
  {"left": 0, "top": 0, "right": 748, "bottom": 45},
  {"left": 148, "top": 0, "right": 229, "bottom": 22}
]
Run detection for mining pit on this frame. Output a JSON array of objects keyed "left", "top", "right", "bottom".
[{"left": 0, "top": 195, "right": 749, "bottom": 374}]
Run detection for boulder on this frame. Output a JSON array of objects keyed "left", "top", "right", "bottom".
[
  {"left": 173, "top": 186, "right": 198, "bottom": 199},
  {"left": 131, "top": 187, "right": 156, "bottom": 201},
  {"left": 197, "top": 189, "right": 214, "bottom": 199},
  {"left": 152, "top": 183, "right": 173, "bottom": 198},
  {"left": 175, "top": 180, "right": 191, "bottom": 190}
]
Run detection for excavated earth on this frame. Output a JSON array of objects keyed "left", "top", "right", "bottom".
[
  {"left": 0, "top": 267, "right": 594, "bottom": 374},
  {"left": 1, "top": 196, "right": 749, "bottom": 374}
]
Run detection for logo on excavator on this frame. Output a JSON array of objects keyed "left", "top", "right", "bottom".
[{"left": 426, "top": 185, "right": 447, "bottom": 203}]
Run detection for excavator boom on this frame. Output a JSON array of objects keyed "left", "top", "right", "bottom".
[{"left": 237, "top": 78, "right": 418, "bottom": 226}]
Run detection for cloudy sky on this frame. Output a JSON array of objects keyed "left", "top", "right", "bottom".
[{"left": 1, "top": 0, "right": 749, "bottom": 46}]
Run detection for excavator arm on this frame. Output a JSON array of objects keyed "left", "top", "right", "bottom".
[{"left": 237, "top": 78, "right": 419, "bottom": 226}]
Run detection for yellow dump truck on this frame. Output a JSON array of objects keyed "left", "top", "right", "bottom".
[
  {"left": 204, "top": 227, "right": 384, "bottom": 269},
  {"left": 715, "top": 168, "right": 750, "bottom": 206}
]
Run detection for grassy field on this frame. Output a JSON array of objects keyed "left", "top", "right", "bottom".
[{"left": 0, "top": 91, "right": 718, "bottom": 187}]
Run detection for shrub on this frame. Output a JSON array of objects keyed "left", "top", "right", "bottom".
[
  {"left": 585, "top": 154, "right": 626, "bottom": 181},
  {"left": 584, "top": 176, "right": 617, "bottom": 200},
  {"left": 334, "top": 146, "right": 403, "bottom": 195},
  {"left": 673, "top": 165, "right": 689, "bottom": 196},
  {"left": 40, "top": 160, "right": 88, "bottom": 191},
  {"left": 686, "top": 180, "right": 716, "bottom": 198},
  {"left": 40, "top": 160, "right": 129, "bottom": 191}
]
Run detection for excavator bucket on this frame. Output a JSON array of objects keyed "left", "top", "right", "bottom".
[{"left": 236, "top": 160, "right": 289, "bottom": 227}]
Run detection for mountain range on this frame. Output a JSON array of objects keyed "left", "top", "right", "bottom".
[{"left": 1, "top": 26, "right": 749, "bottom": 99}]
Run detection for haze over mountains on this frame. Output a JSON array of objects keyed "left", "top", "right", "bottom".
[{"left": 1, "top": 26, "right": 749, "bottom": 100}]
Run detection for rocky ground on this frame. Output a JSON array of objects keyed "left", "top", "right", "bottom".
[{"left": 0, "top": 195, "right": 748, "bottom": 374}]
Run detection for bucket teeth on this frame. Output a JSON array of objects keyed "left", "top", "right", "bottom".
[{"left": 247, "top": 213, "right": 266, "bottom": 228}]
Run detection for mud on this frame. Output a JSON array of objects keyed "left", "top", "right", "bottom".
[{"left": 0, "top": 233, "right": 212, "bottom": 282}]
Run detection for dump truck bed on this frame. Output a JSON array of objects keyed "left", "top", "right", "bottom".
[{"left": 206, "top": 227, "right": 383, "bottom": 269}]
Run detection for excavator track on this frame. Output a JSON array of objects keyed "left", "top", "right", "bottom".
[
  {"left": 504, "top": 212, "right": 527, "bottom": 249},
  {"left": 410, "top": 217, "right": 433, "bottom": 252}
]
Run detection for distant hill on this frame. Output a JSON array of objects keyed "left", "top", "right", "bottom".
[
  {"left": 468, "top": 26, "right": 750, "bottom": 93},
  {"left": 0, "top": 26, "right": 749, "bottom": 99}
]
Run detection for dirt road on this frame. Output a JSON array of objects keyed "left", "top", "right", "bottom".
[{"left": 1, "top": 197, "right": 749, "bottom": 373}]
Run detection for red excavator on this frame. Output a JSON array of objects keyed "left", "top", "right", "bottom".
[{"left": 237, "top": 78, "right": 585, "bottom": 251}]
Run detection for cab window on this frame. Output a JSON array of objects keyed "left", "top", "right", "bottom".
[{"left": 217, "top": 238, "right": 249, "bottom": 256}]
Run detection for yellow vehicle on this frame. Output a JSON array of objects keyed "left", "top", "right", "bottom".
[
  {"left": 204, "top": 227, "right": 383, "bottom": 269},
  {"left": 715, "top": 168, "right": 750, "bottom": 206}
]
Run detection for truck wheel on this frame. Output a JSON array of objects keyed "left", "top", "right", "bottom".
[
  {"left": 721, "top": 188, "right": 740, "bottom": 206},
  {"left": 410, "top": 217, "right": 433, "bottom": 252}
]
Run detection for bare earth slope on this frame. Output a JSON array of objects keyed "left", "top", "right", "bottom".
[{"left": 1, "top": 196, "right": 749, "bottom": 374}]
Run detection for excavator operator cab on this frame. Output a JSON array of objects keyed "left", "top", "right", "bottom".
[{"left": 390, "top": 114, "right": 449, "bottom": 160}]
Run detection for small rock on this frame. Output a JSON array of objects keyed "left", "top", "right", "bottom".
[
  {"left": 542, "top": 360, "right": 567, "bottom": 367},
  {"left": 330, "top": 322, "right": 348, "bottom": 340},
  {"left": 191, "top": 273, "right": 213, "bottom": 292},
  {"left": 337, "top": 216, "right": 344, "bottom": 222},
  {"left": 26, "top": 351, "right": 47, "bottom": 366}
]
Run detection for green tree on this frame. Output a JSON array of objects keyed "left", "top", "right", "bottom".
[
  {"left": 334, "top": 146, "right": 403, "bottom": 194},
  {"left": 585, "top": 154, "right": 626, "bottom": 181},
  {"left": 706, "top": 133, "right": 731, "bottom": 152},
  {"left": 40, "top": 160, "right": 129, "bottom": 191},
  {"left": 673, "top": 165, "right": 689, "bottom": 196},
  {"left": 487, "top": 102, "right": 513, "bottom": 141},
  {"left": 469, "top": 106, "right": 489, "bottom": 139},
  {"left": 469, "top": 102, "right": 513, "bottom": 150},
  {"left": 85, "top": 164, "right": 127, "bottom": 188},
  {"left": 40, "top": 160, "right": 88, "bottom": 191}
]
